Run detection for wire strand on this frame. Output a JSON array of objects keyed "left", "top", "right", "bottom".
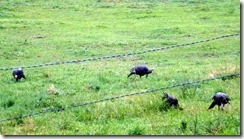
[
  {"left": 0, "top": 32, "right": 239, "bottom": 71},
  {"left": 0, "top": 72, "right": 239, "bottom": 123}
]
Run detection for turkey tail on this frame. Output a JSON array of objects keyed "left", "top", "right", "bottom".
[
  {"left": 177, "top": 103, "right": 183, "bottom": 110},
  {"left": 178, "top": 106, "right": 183, "bottom": 111},
  {"left": 208, "top": 101, "right": 216, "bottom": 110}
]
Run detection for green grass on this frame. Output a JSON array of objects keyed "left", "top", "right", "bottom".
[{"left": 0, "top": 0, "right": 240, "bottom": 135}]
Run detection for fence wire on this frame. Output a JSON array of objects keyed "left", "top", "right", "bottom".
[
  {"left": 0, "top": 32, "right": 240, "bottom": 71},
  {"left": 0, "top": 72, "right": 239, "bottom": 123}
]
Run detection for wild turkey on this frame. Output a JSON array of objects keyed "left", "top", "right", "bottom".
[
  {"left": 127, "top": 65, "right": 154, "bottom": 78},
  {"left": 13, "top": 68, "right": 26, "bottom": 81},
  {"left": 162, "top": 91, "right": 183, "bottom": 110},
  {"left": 208, "top": 92, "right": 230, "bottom": 110}
]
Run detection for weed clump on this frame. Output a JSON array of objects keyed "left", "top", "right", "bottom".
[
  {"left": 128, "top": 126, "right": 145, "bottom": 135},
  {"left": 3, "top": 99, "right": 15, "bottom": 108}
]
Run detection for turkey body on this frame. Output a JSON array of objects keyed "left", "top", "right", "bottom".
[
  {"left": 13, "top": 68, "right": 26, "bottom": 81},
  {"left": 208, "top": 92, "right": 230, "bottom": 110},
  {"left": 127, "top": 65, "right": 153, "bottom": 78},
  {"left": 162, "top": 91, "right": 179, "bottom": 108}
]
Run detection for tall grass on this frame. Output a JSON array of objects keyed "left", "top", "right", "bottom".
[{"left": 0, "top": 0, "right": 240, "bottom": 135}]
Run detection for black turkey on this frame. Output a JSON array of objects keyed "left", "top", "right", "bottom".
[
  {"left": 13, "top": 68, "right": 26, "bottom": 81},
  {"left": 127, "top": 65, "right": 154, "bottom": 78},
  {"left": 208, "top": 92, "right": 230, "bottom": 110},
  {"left": 162, "top": 91, "right": 183, "bottom": 110}
]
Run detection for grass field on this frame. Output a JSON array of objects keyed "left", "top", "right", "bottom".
[{"left": 0, "top": 0, "right": 240, "bottom": 135}]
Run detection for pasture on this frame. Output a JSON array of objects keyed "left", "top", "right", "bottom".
[{"left": 0, "top": 0, "right": 240, "bottom": 135}]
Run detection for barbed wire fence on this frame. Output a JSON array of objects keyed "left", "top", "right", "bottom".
[
  {"left": 0, "top": 32, "right": 240, "bottom": 123},
  {"left": 0, "top": 32, "right": 240, "bottom": 71},
  {"left": 0, "top": 72, "right": 240, "bottom": 123}
]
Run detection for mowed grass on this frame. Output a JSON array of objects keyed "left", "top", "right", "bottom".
[{"left": 0, "top": 0, "right": 240, "bottom": 135}]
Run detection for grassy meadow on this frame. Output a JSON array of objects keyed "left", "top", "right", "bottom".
[{"left": 0, "top": 0, "right": 240, "bottom": 135}]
